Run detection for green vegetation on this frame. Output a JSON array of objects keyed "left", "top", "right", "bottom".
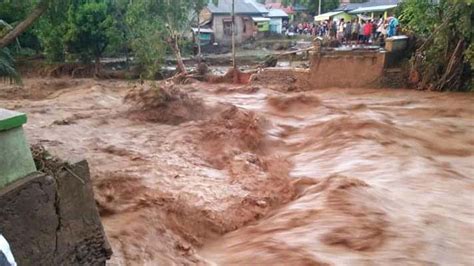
[
  {"left": 0, "top": 0, "right": 208, "bottom": 79},
  {"left": 0, "top": 0, "right": 471, "bottom": 91},
  {"left": 398, "top": 0, "right": 472, "bottom": 91},
  {"left": 64, "top": 2, "right": 114, "bottom": 74},
  {"left": 0, "top": 47, "right": 20, "bottom": 83}
]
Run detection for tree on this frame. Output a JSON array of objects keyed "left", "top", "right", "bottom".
[
  {"left": 400, "top": 0, "right": 472, "bottom": 91},
  {"left": 308, "top": 0, "right": 339, "bottom": 14},
  {"left": 64, "top": 2, "right": 115, "bottom": 75},
  {"left": 231, "top": 0, "right": 236, "bottom": 70},
  {"left": 127, "top": 0, "right": 196, "bottom": 77},
  {"left": 162, "top": 0, "right": 194, "bottom": 74},
  {"left": 192, "top": 0, "right": 208, "bottom": 61},
  {"left": 0, "top": 0, "right": 56, "bottom": 83},
  {"left": 0, "top": 20, "right": 20, "bottom": 83},
  {"left": 0, "top": 0, "right": 51, "bottom": 49},
  {"left": 126, "top": 1, "right": 168, "bottom": 78}
]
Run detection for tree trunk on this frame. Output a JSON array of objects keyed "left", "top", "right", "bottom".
[
  {"left": 231, "top": 0, "right": 236, "bottom": 70},
  {"left": 197, "top": 13, "right": 202, "bottom": 63},
  {"left": 172, "top": 36, "right": 187, "bottom": 74},
  {"left": 95, "top": 55, "right": 101, "bottom": 77},
  {"left": 0, "top": 0, "right": 50, "bottom": 48}
]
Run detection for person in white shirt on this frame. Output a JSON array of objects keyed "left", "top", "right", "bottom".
[
  {"left": 0, "top": 235, "right": 16, "bottom": 266},
  {"left": 337, "top": 18, "right": 345, "bottom": 42}
]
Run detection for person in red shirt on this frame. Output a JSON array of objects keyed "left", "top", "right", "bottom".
[{"left": 363, "top": 19, "right": 373, "bottom": 44}]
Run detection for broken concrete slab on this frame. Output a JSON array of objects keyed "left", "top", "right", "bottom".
[{"left": 0, "top": 160, "right": 111, "bottom": 265}]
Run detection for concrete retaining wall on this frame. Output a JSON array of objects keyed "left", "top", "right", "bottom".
[
  {"left": 308, "top": 50, "right": 386, "bottom": 88},
  {"left": 250, "top": 50, "right": 386, "bottom": 90},
  {"left": 0, "top": 160, "right": 111, "bottom": 265}
]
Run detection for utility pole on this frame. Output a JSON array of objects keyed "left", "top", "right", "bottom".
[
  {"left": 318, "top": 0, "right": 322, "bottom": 15},
  {"left": 231, "top": 0, "right": 236, "bottom": 69}
]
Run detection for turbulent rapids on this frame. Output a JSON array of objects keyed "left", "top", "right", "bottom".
[{"left": 1, "top": 78, "right": 473, "bottom": 265}]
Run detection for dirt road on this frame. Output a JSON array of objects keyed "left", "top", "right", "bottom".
[{"left": 1, "top": 78, "right": 473, "bottom": 265}]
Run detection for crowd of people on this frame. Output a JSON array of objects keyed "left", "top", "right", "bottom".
[{"left": 284, "top": 16, "right": 399, "bottom": 46}]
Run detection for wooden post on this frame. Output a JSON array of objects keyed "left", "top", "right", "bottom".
[
  {"left": 231, "top": 0, "right": 236, "bottom": 69},
  {"left": 197, "top": 12, "right": 202, "bottom": 62}
]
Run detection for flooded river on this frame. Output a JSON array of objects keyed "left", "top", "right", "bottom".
[
  {"left": 1, "top": 79, "right": 473, "bottom": 264},
  {"left": 199, "top": 88, "right": 474, "bottom": 265}
]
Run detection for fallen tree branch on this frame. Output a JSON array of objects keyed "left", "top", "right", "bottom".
[{"left": 0, "top": 0, "right": 51, "bottom": 48}]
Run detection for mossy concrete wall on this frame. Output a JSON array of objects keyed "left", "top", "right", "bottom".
[
  {"left": 0, "top": 160, "right": 112, "bottom": 265},
  {"left": 0, "top": 109, "right": 36, "bottom": 188}
]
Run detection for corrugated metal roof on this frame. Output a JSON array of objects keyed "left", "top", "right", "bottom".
[
  {"left": 209, "top": 0, "right": 269, "bottom": 15},
  {"left": 268, "top": 9, "right": 288, "bottom": 18},
  {"left": 314, "top": 11, "right": 344, "bottom": 21},
  {"left": 252, "top": 17, "right": 270, "bottom": 22},
  {"left": 191, "top": 28, "right": 214, "bottom": 33},
  {"left": 335, "top": 0, "right": 401, "bottom": 11},
  {"left": 349, "top": 4, "right": 397, "bottom": 14}
]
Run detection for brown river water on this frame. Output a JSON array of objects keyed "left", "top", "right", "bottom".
[{"left": 0, "top": 78, "right": 473, "bottom": 265}]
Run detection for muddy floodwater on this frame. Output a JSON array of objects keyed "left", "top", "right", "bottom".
[{"left": 1, "top": 78, "right": 473, "bottom": 265}]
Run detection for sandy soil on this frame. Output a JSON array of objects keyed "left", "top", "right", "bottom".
[{"left": 1, "top": 78, "right": 473, "bottom": 265}]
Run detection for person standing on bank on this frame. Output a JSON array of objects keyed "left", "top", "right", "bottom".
[
  {"left": 358, "top": 20, "right": 365, "bottom": 44},
  {"left": 344, "top": 20, "right": 352, "bottom": 45},
  {"left": 363, "top": 19, "right": 373, "bottom": 44},
  {"left": 337, "top": 18, "right": 345, "bottom": 42}
]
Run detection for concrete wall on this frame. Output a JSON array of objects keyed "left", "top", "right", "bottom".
[
  {"left": 250, "top": 68, "right": 312, "bottom": 91},
  {"left": 0, "top": 160, "right": 112, "bottom": 265},
  {"left": 250, "top": 50, "right": 386, "bottom": 89},
  {"left": 213, "top": 15, "right": 255, "bottom": 45},
  {"left": 308, "top": 50, "right": 385, "bottom": 88}
]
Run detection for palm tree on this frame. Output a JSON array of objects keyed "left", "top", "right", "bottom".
[{"left": 0, "top": 20, "right": 20, "bottom": 83}]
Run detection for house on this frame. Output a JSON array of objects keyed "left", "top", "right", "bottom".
[
  {"left": 335, "top": 0, "right": 401, "bottom": 18},
  {"left": 191, "top": 28, "right": 214, "bottom": 46},
  {"left": 264, "top": 0, "right": 309, "bottom": 21},
  {"left": 265, "top": 2, "right": 295, "bottom": 21},
  {"left": 201, "top": 0, "right": 269, "bottom": 45},
  {"left": 267, "top": 9, "right": 289, "bottom": 34}
]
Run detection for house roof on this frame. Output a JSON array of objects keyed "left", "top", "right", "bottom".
[
  {"left": 335, "top": 0, "right": 401, "bottom": 11},
  {"left": 208, "top": 0, "right": 269, "bottom": 15},
  {"left": 191, "top": 28, "right": 214, "bottom": 33},
  {"left": 348, "top": 4, "right": 397, "bottom": 14},
  {"left": 314, "top": 11, "right": 345, "bottom": 21},
  {"left": 268, "top": 9, "right": 288, "bottom": 18},
  {"left": 266, "top": 3, "right": 294, "bottom": 14},
  {"left": 252, "top": 17, "right": 271, "bottom": 22}
]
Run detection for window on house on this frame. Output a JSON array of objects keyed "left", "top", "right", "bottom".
[{"left": 223, "top": 20, "right": 232, "bottom": 36}]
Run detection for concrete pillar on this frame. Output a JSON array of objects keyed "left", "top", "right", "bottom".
[{"left": 0, "top": 109, "right": 36, "bottom": 188}]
